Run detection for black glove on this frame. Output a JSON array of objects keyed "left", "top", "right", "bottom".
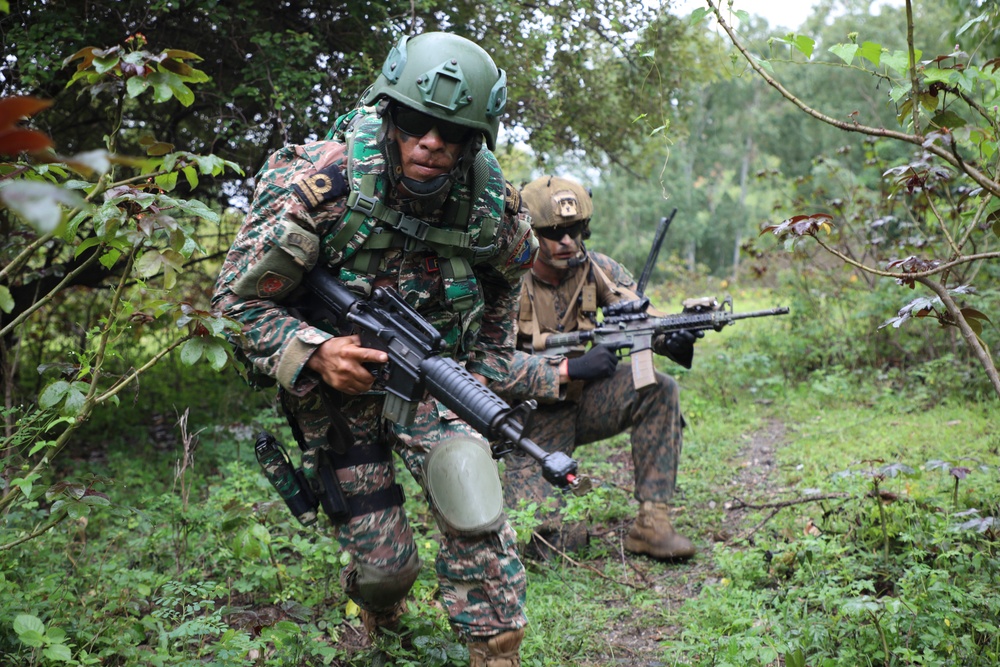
[
  {"left": 653, "top": 330, "right": 704, "bottom": 369},
  {"left": 565, "top": 344, "right": 620, "bottom": 381}
]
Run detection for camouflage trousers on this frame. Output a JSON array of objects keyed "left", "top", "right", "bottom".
[
  {"left": 503, "top": 363, "right": 683, "bottom": 524},
  {"left": 284, "top": 390, "right": 527, "bottom": 640}
]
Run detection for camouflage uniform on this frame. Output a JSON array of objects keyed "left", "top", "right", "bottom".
[
  {"left": 493, "top": 251, "right": 683, "bottom": 534},
  {"left": 213, "top": 106, "right": 535, "bottom": 639}
]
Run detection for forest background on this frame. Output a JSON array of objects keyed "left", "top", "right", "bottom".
[{"left": 1, "top": 0, "right": 999, "bottom": 665}]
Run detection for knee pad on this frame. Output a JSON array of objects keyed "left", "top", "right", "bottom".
[
  {"left": 347, "top": 550, "right": 421, "bottom": 611},
  {"left": 425, "top": 437, "right": 505, "bottom": 536}
]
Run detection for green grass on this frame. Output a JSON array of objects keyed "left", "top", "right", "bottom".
[{"left": 3, "top": 285, "right": 999, "bottom": 666}]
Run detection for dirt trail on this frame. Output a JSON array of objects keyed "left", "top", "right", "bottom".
[{"left": 582, "top": 419, "right": 788, "bottom": 666}]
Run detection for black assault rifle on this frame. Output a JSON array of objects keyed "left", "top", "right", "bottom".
[
  {"left": 542, "top": 295, "right": 790, "bottom": 389},
  {"left": 304, "top": 267, "right": 589, "bottom": 493}
]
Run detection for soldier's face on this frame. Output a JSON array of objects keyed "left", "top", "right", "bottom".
[
  {"left": 390, "top": 124, "right": 463, "bottom": 182},
  {"left": 536, "top": 230, "right": 581, "bottom": 266}
]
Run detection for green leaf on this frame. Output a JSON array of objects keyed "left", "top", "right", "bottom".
[
  {"left": 63, "top": 383, "right": 88, "bottom": 415},
  {"left": 28, "top": 438, "right": 56, "bottom": 456},
  {"left": 162, "top": 70, "right": 195, "bottom": 106},
  {"left": 39, "top": 380, "right": 71, "bottom": 409},
  {"left": 689, "top": 7, "right": 709, "bottom": 24},
  {"left": 67, "top": 502, "right": 91, "bottom": 520},
  {"left": 883, "top": 49, "right": 921, "bottom": 75},
  {"left": 0, "top": 285, "right": 13, "bottom": 314},
  {"left": 14, "top": 614, "right": 45, "bottom": 637},
  {"left": 43, "top": 643, "right": 73, "bottom": 662},
  {"left": 829, "top": 43, "right": 857, "bottom": 64},
  {"left": 793, "top": 35, "right": 815, "bottom": 59},
  {"left": 180, "top": 337, "right": 206, "bottom": 365},
  {"left": 93, "top": 54, "right": 120, "bottom": 75},
  {"left": 134, "top": 251, "right": 164, "bottom": 278},
  {"left": 126, "top": 77, "right": 150, "bottom": 98},
  {"left": 175, "top": 197, "right": 219, "bottom": 222},
  {"left": 750, "top": 54, "right": 773, "bottom": 74},
  {"left": 182, "top": 165, "right": 199, "bottom": 189},
  {"left": 734, "top": 9, "right": 750, "bottom": 24},
  {"left": 154, "top": 170, "right": 179, "bottom": 191},
  {"left": 930, "top": 110, "right": 967, "bottom": 130},
  {"left": 205, "top": 342, "right": 228, "bottom": 370},
  {"left": 45, "top": 627, "right": 67, "bottom": 643},
  {"left": 146, "top": 72, "right": 174, "bottom": 103},
  {"left": 858, "top": 41, "right": 882, "bottom": 66}
]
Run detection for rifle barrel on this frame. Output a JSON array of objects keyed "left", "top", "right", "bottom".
[{"left": 726, "top": 306, "right": 790, "bottom": 321}]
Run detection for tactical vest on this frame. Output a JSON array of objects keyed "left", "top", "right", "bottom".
[
  {"left": 325, "top": 107, "right": 503, "bottom": 315},
  {"left": 517, "top": 255, "right": 624, "bottom": 353}
]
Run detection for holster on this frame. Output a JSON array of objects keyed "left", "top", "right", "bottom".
[{"left": 280, "top": 388, "right": 404, "bottom": 525}]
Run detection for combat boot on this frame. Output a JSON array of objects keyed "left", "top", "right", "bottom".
[
  {"left": 623, "top": 500, "right": 696, "bottom": 560},
  {"left": 360, "top": 600, "right": 408, "bottom": 639},
  {"left": 467, "top": 628, "right": 525, "bottom": 667}
]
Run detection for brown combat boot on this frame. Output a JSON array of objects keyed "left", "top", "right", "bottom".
[
  {"left": 623, "top": 501, "right": 696, "bottom": 560},
  {"left": 360, "top": 600, "right": 408, "bottom": 639},
  {"left": 467, "top": 628, "right": 525, "bottom": 667}
]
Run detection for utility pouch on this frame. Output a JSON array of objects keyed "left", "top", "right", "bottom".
[{"left": 254, "top": 431, "right": 318, "bottom": 526}]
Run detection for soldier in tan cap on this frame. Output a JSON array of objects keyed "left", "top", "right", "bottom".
[{"left": 493, "top": 174, "right": 698, "bottom": 561}]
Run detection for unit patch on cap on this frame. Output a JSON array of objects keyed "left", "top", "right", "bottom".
[
  {"left": 553, "top": 189, "right": 579, "bottom": 219},
  {"left": 292, "top": 162, "right": 349, "bottom": 210}
]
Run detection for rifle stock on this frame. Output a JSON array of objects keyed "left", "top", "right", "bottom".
[{"left": 304, "top": 268, "right": 589, "bottom": 492}]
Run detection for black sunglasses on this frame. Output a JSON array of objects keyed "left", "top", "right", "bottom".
[
  {"left": 535, "top": 219, "right": 588, "bottom": 241},
  {"left": 392, "top": 106, "right": 474, "bottom": 144}
]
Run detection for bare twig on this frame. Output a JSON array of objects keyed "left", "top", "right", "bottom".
[{"left": 532, "top": 530, "right": 648, "bottom": 590}]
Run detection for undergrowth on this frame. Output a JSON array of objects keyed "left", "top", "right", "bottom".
[{"left": 2, "top": 285, "right": 998, "bottom": 666}]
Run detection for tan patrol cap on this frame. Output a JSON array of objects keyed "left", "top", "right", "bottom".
[{"left": 520, "top": 175, "right": 593, "bottom": 229}]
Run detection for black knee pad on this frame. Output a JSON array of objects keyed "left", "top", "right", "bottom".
[{"left": 346, "top": 550, "right": 421, "bottom": 611}]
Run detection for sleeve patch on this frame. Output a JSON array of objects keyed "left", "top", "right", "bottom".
[
  {"left": 257, "top": 271, "right": 297, "bottom": 299},
  {"left": 292, "top": 162, "right": 348, "bottom": 210},
  {"left": 506, "top": 227, "right": 535, "bottom": 269}
]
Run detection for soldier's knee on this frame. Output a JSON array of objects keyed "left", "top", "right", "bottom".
[
  {"left": 345, "top": 550, "right": 422, "bottom": 611},
  {"left": 649, "top": 371, "right": 679, "bottom": 401}
]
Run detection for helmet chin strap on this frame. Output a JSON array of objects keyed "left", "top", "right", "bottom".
[{"left": 378, "top": 103, "right": 482, "bottom": 202}]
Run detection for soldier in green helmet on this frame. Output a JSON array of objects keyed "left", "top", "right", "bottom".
[
  {"left": 213, "top": 32, "right": 535, "bottom": 665},
  {"left": 492, "top": 174, "right": 699, "bottom": 562}
]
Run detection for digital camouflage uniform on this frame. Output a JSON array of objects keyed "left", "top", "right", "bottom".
[
  {"left": 213, "top": 105, "right": 536, "bottom": 640},
  {"left": 493, "top": 251, "right": 684, "bottom": 538}
]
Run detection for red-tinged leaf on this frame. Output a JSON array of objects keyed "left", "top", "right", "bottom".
[
  {"left": 159, "top": 59, "right": 194, "bottom": 77},
  {"left": 760, "top": 213, "right": 834, "bottom": 238},
  {"left": 145, "top": 141, "right": 173, "bottom": 156},
  {"left": 91, "top": 46, "right": 121, "bottom": 59},
  {"left": 0, "top": 128, "right": 54, "bottom": 155},
  {"left": 950, "top": 466, "right": 971, "bottom": 480},
  {"left": 62, "top": 46, "right": 97, "bottom": 68},
  {"left": 960, "top": 307, "right": 991, "bottom": 323},
  {"left": 163, "top": 49, "right": 202, "bottom": 61},
  {"left": 0, "top": 96, "right": 54, "bottom": 127}
]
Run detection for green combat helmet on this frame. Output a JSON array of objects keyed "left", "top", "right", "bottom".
[{"left": 364, "top": 31, "right": 507, "bottom": 149}]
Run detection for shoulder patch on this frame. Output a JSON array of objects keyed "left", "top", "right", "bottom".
[
  {"left": 506, "top": 225, "right": 536, "bottom": 269},
  {"left": 292, "top": 161, "right": 348, "bottom": 209},
  {"left": 256, "top": 271, "right": 297, "bottom": 299}
]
